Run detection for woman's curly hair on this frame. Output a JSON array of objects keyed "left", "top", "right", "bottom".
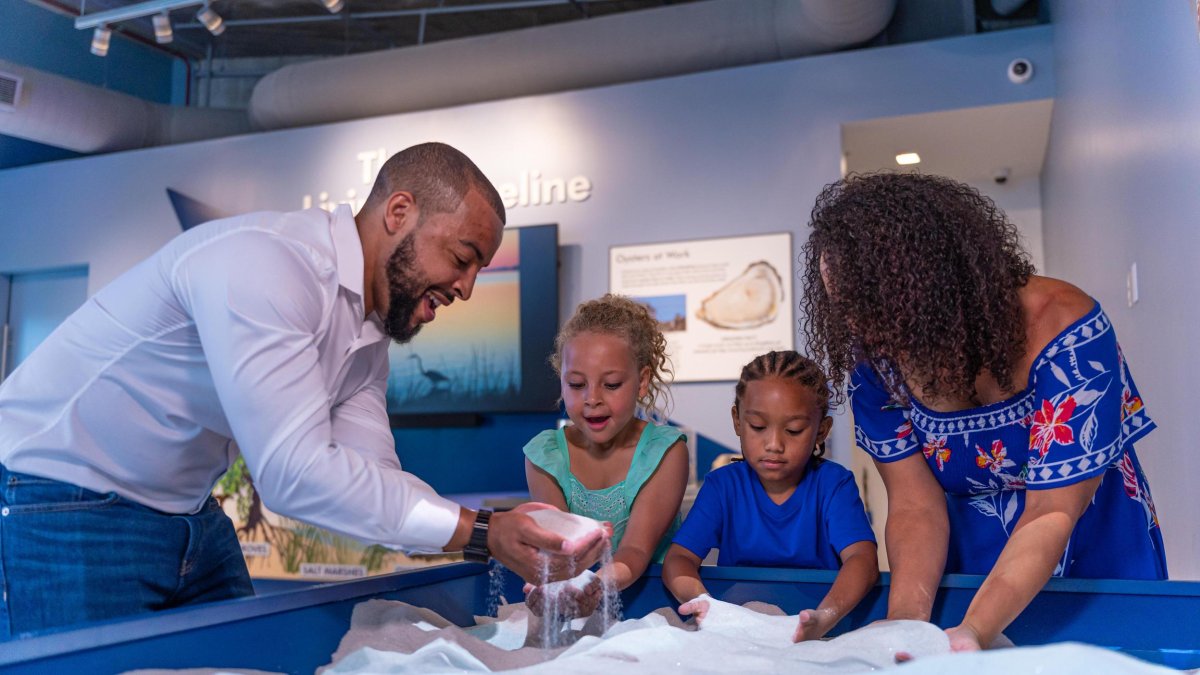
[
  {"left": 800, "top": 172, "right": 1035, "bottom": 407},
  {"left": 551, "top": 294, "right": 674, "bottom": 422}
]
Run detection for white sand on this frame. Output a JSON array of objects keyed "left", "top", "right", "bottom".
[
  {"left": 525, "top": 510, "right": 604, "bottom": 549},
  {"left": 538, "top": 569, "right": 598, "bottom": 596},
  {"left": 322, "top": 595, "right": 1183, "bottom": 675},
  {"left": 897, "top": 642, "right": 1182, "bottom": 675},
  {"left": 464, "top": 610, "right": 529, "bottom": 652}
]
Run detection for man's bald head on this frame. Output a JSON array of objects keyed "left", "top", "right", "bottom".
[{"left": 362, "top": 142, "right": 506, "bottom": 225}]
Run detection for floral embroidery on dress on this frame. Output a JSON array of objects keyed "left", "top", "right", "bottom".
[
  {"left": 1122, "top": 390, "right": 1144, "bottom": 420},
  {"left": 896, "top": 420, "right": 913, "bottom": 439},
  {"left": 967, "top": 439, "right": 1026, "bottom": 497},
  {"left": 1029, "top": 396, "right": 1077, "bottom": 461},
  {"left": 922, "top": 436, "right": 950, "bottom": 471},
  {"left": 1116, "top": 452, "right": 1159, "bottom": 528},
  {"left": 966, "top": 441, "right": 1026, "bottom": 534},
  {"left": 965, "top": 481, "right": 1022, "bottom": 534},
  {"left": 975, "top": 440, "right": 1015, "bottom": 474}
]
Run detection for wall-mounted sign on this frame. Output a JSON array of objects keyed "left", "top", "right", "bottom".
[
  {"left": 300, "top": 148, "right": 591, "bottom": 213},
  {"left": 609, "top": 232, "right": 794, "bottom": 382}
]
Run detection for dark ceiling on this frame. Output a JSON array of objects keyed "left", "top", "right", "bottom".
[{"left": 55, "top": 0, "right": 702, "bottom": 60}]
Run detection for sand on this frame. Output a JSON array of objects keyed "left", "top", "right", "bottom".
[
  {"left": 320, "top": 596, "right": 948, "bottom": 673},
  {"left": 319, "top": 596, "right": 1186, "bottom": 675},
  {"left": 525, "top": 510, "right": 604, "bottom": 550}
]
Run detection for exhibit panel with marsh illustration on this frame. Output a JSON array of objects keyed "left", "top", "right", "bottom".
[{"left": 213, "top": 456, "right": 459, "bottom": 581}]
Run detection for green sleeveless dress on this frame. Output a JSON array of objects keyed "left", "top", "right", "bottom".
[{"left": 522, "top": 423, "right": 685, "bottom": 563}]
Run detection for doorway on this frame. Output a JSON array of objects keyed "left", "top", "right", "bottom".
[{"left": 1, "top": 267, "right": 88, "bottom": 381}]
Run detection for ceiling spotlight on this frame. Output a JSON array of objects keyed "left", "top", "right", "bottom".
[
  {"left": 152, "top": 12, "right": 173, "bottom": 44},
  {"left": 322, "top": 0, "right": 344, "bottom": 13},
  {"left": 196, "top": 5, "right": 225, "bottom": 36},
  {"left": 895, "top": 152, "right": 921, "bottom": 166},
  {"left": 90, "top": 26, "right": 112, "bottom": 56}
]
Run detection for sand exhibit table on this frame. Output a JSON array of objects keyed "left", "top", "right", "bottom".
[{"left": 1, "top": 564, "right": 1197, "bottom": 673}]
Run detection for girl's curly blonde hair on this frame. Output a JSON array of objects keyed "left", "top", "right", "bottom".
[{"left": 551, "top": 294, "right": 674, "bottom": 422}]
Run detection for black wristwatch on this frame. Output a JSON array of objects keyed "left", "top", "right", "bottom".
[{"left": 462, "top": 508, "right": 492, "bottom": 563}]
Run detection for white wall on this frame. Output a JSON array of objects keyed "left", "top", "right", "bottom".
[
  {"left": 1043, "top": 1, "right": 1200, "bottom": 579},
  {"left": 0, "top": 27, "right": 1055, "bottom": 465},
  {"left": 969, "top": 175, "right": 1045, "bottom": 273}
]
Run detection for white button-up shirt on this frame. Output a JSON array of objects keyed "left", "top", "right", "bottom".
[{"left": 0, "top": 205, "right": 460, "bottom": 552}]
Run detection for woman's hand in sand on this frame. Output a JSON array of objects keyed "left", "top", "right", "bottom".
[
  {"left": 523, "top": 577, "right": 604, "bottom": 619},
  {"left": 677, "top": 595, "right": 712, "bottom": 625},
  {"left": 792, "top": 607, "right": 837, "bottom": 642},
  {"left": 892, "top": 622, "right": 986, "bottom": 662}
]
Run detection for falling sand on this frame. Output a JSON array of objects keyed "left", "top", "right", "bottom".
[{"left": 525, "top": 509, "right": 619, "bottom": 650}]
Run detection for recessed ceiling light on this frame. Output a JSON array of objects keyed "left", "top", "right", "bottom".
[{"left": 895, "top": 152, "right": 921, "bottom": 166}]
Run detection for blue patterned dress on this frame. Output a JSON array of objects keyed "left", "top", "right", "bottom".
[{"left": 851, "top": 303, "right": 1167, "bottom": 579}]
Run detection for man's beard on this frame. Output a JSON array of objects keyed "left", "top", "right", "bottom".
[{"left": 382, "top": 233, "right": 426, "bottom": 344}]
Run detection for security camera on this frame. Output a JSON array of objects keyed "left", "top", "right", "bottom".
[
  {"left": 993, "top": 168, "right": 1011, "bottom": 185},
  {"left": 1007, "top": 58, "right": 1033, "bottom": 84}
]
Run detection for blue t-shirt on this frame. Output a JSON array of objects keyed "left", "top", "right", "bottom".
[{"left": 673, "top": 459, "right": 875, "bottom": 568}]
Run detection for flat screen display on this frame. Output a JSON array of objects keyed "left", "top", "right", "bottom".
[{"left": 385, "top": 223, "right": 559, "bottom": 418}]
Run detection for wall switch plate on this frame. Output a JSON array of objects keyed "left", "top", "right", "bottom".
[{"left": 1127, "top": 262, "right": 1139, "bottom": 307}]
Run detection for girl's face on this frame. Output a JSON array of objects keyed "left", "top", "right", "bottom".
[
  {"left": 732, "top": 377, "right": 832, "bottom": 489},
  {"left": 560, "top": 331, "right": 649, "bottom": 447}
]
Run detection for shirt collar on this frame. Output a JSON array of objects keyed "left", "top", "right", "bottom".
[
  {"left": 330, "top": 204, "right": 365, "bottom": 299},
  {"left": 330, "top": 205, "right": 389, "bottom": 346}
]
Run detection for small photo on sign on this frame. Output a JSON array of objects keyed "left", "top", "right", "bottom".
[{"left": 634, "top": 294, "right": 687, "bottom": 332}]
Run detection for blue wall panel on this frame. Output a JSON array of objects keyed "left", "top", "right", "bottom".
[{"left": 392, "top": 412, "right": 561, "bottom": 494}]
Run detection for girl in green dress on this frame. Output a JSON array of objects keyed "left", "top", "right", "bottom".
[{"left": 523, "top": 294, "right": 689, "bottom": 618}]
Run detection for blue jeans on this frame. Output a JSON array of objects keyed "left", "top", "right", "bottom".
[{"left": 0, "top": 465, "right": 253, "bottom": 639}]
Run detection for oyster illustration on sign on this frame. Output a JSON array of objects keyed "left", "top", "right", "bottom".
[{"left": 696, "top": 261, "right": 784, "bottom": 329}]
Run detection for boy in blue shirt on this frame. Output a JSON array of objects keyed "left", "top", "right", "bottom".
[{"left": 664, "top": 351, "right": 878, "bottom": 641}]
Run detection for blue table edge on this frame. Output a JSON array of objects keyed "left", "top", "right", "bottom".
[{"left": 2, "top": 563, "right": 1197, "bottom": 666}]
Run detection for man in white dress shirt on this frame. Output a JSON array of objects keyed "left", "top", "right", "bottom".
[{"left": 0, "top": 142, "right": 603, "bottom": 638}]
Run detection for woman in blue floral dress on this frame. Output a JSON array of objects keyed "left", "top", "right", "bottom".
[{"left": 800, "top": 173, "right": 1166, "bottom": 653}]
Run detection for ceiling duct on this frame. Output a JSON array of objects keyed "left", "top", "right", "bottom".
[
  {"left": 0, "top": 59, "right": 250, "bottom": 153},
  {"left": 0, "top": 0, "right": 894, "bottom": 153},
  {"left": 248, "top": 0, "right": 896, "bottom": 130}
]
